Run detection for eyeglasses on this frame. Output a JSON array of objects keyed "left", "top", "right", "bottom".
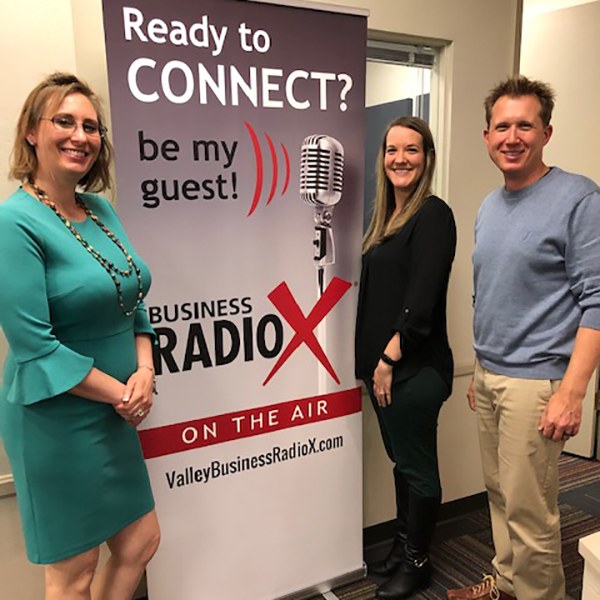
[{"left": 40, "top": 115, "right": 107, "bottom": 138}]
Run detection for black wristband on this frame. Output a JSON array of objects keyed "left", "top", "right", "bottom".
[{"left": 380, "top": 352, "right": 401, "bottom": 367}]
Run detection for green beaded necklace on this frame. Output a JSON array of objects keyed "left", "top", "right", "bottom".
[{"left": 30, "top": 183, "right": 144, "bottom": 317}]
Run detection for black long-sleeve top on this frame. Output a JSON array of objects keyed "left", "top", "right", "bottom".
[{"left": 355, "top": 195, "right": 456, "bottom": 391}]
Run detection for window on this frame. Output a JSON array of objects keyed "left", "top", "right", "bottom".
[{"left": 364, "top": 41, "right": 436, "bottom": 229}]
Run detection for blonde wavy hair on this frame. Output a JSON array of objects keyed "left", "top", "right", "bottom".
[
  {"left": 9, "top": 72, "right": 113, "bottom": 192},
  {"left": 363, "top": 116, "right": 436, "bottom": 254}
]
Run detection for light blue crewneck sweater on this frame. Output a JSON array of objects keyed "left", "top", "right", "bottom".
[{"left": 473, "top": 167, "right": 600, "bottom": 379}]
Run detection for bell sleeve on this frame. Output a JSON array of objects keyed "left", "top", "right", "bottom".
[
  {"left": 0, "top": 211, "right": 94, "bottom": 405},
  {"left": 134, "top": 301, "right": 156, "bottom": 339}
]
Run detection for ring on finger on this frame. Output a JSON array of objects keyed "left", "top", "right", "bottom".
[{"left": 136, "top": 408, "right": 145, "bottom": 417}]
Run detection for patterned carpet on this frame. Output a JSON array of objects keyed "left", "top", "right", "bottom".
[{"left": 318, "top": 454, "right": 600, "bottom": 600}]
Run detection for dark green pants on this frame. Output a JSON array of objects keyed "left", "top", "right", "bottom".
[{"left": 366, "top": 367, "right": 449, "bottom": 498}]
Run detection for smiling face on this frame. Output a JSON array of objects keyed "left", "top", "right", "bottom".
[
  {"left": 383, "top": 126, "right": 426, "bottom": 202},
  {"left": 27, "top": 92, "right": 102, "bottom": 187},
  {"left": 484, "top": 94, "right": 553, "bottom": 191}
]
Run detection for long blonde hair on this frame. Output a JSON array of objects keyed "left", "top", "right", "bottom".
[{"left": 363, "top": 116, "right": 436, "bottom": 253}]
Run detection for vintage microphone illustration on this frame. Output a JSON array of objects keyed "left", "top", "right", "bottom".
[{"left": 299, "top": 135, "right": 344, "bottom": 295}]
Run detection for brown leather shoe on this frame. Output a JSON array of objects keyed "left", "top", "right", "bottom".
[{"left": 446, "top": 575, "right": 516, "bottom": 600}]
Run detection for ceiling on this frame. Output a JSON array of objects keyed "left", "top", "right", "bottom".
[{"left": 523, "top": 0, "right": 598, "bottom": 15}]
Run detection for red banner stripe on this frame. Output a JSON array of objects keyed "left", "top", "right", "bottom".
[{"left": 139, "top": 387, "right": 361, "bottom": 459}]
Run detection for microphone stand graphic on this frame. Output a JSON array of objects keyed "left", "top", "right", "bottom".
[
  {"left": 300, "top": 134, "right": 345, "bottom": 395},
  {"left": 300, "top": 135, "right": 344, "bottom": 296}
]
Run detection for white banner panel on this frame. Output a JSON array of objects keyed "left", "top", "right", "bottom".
[{"left": 102, "top": 1, "right": 366, "bottom": 598}]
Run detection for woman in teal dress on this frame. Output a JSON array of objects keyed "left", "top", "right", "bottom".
[{"left": 0, "top": 73, "right": 160, "bottom": 599}]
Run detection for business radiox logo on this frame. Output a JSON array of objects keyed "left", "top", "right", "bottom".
[{"left": 149, "top": 277, "right": 351, "bottom": 386}]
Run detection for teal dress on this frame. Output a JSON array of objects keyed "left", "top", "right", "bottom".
[{"left": 0, "top": 188, "right": 155, "bottom": 564}]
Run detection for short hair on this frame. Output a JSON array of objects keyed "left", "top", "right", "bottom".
[
  {"left": 9, "top": 72, "right": 113, "bottom": 192},
  {"left": 484, "top": 76, "right": 556, "bottom": 127}
]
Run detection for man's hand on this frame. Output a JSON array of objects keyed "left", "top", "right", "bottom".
[
  {"left": 467, "top": 378, "right": 476, "bottom": 411},
  {"left": 539, "top": 326, "right": 600, "bottom": 441},
  {"left": 538, "top": 388, "right": 583, "bottom": 442}
]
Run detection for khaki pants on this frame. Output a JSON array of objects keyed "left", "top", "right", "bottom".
[{"left": 474, "top": 360, "right": 565, "bottom": 600}]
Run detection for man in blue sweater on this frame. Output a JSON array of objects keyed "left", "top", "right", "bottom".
[{"left": 448, "top": 77, "right": 600, "bottom": 600}]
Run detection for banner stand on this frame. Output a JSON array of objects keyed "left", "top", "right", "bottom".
[
  {"left": 102, "top": 0, "right": 367, "bottom": 597},
  {"left": 275, "top": 566, "right": 367, "bottom": 600}
]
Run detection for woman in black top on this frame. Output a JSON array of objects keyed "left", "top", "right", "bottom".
[{"left": 356, "top": 117, "right": 456, "bottom": 599}]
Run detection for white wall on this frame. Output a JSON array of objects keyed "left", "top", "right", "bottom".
[
  {"left": 0, "top": 0, "right": 79, "bottom": 495},
  {"left": 0, "top": 4, "right": 83, "bottom": 594},
  {"left": 365, "top": 62, "right": 430, "bottom": 108},
  {"left": 0, "top": 6, "right": 521, "bottom": 595},
  {"left": 0, "top": 2, "right": 77, "bottom": 198},
  {"left": 521, "top": 1, "right": 600, "bottom": 182}
]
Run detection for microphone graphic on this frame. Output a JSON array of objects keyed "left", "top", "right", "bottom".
[{"left": 299, "top": 135, "right": 344, "bottom": 295}]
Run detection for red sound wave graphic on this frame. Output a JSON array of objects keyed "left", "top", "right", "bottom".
[
  {"left": 244, "top": 122, "right": 264, "bottom": 217},
  {"left": 281, "top": 143, "right": 290, "bottom": 195},
  {"left": 244, "top": 121, "right": 291, "bottom": 216},
  {"left": 265, "top": 133, "right": 278, "bottom": 206}
]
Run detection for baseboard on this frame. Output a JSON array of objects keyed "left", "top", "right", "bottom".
[
  {"left": 275, "top": 566, "right": 367, "bottom": 600},
  {"left": 363, "top": 491, "right": 488, "bottom": 550},
  {"left": 0, "top": 473, "right": 15, "bottom": 498},
  {"left": 439, "top": 491, "right": 488, "bottom": 522}
]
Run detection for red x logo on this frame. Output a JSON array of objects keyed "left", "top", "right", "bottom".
[{"left": 263, "top": 277, "right": 352, "bottom": 386}]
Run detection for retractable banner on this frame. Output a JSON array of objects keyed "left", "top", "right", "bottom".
[{"left": 102, "top": 1, "right": 366, "bottom": 598}]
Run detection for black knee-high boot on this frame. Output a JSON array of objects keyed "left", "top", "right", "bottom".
[
  {"left": 376, "top": 491, "right": 440, "bottom": 599},
  {"left": 369, "top": 468, "right": 409, "bottom": 577}
]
